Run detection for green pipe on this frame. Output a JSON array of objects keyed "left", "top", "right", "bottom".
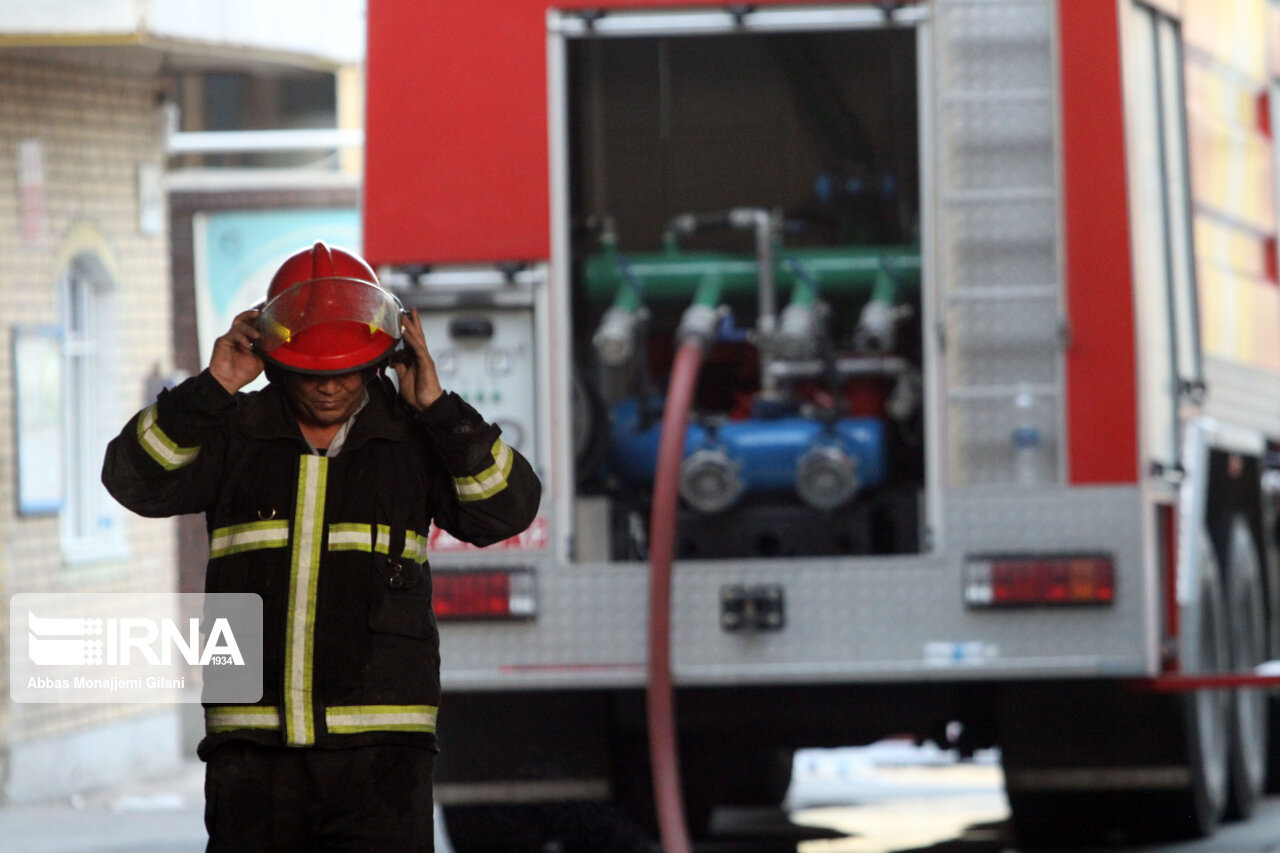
[
  {"left": 782, "top": 256, "right": 822, "bottom": 308},
  {"left": 609, "top": 279, "right": 642, "bottom": 314},
  {"left": 691, "top": 270, "right": 725, "bottom": 309},
  {"left": 582, "top": 245, "right": 921, "bottom": 304},
  {"left": 870, "top": 264, "right": 900, "bottom": 305},
  {"left": 597, "top": 234, "right": 645, "bottom": 314},
  {"left": 851, "top": 262, "right": 913, "bottom": 352},
  {"left": 774, "top": 257, "right": 825, "bottom": 360},
  {"left": 592, "top": 237, "right": 649, "bottom": 366},
  {"left": 675, "top": 271, "right": 726, "bottom": 346}
]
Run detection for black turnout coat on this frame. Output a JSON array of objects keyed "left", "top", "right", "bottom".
[{"left": 102, "top": 369, "right": 540, "bottom": 756}]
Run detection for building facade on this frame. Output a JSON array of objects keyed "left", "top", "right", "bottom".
[{"left": 0, "top": 0, "right": 364, "bottom": 802}]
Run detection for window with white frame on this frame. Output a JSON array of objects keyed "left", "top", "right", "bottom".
[{"left": 61, "top": 253, "right": 126, "bottom": 562}]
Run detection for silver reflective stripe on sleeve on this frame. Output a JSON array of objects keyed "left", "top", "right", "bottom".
[
  {"left": 284, "top": 455, "right": 327, "bottom": 747},
  {"left": 209, "top": 521, "right": 290, "bottom": 558},
  {"left": 137, "top": 404, "right": 201, "bottom": 470},
  {"left": 453, "top": 439, "right": 514, "bottom": 502}
]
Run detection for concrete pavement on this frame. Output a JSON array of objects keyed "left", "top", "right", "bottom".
[
  {"left": 0, "top": 741, "right": 1001, "bottom": 853},
  {"left": 0, "top": 758, "right": 459, "bottom": 853},
  {"left": 0, "top": 742, "right": 989, "bottom": 853},
  {"left": 0, "top": 759, "right": 205, "bottom": 853}
]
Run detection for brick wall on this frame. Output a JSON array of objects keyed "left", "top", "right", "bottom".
[{"left": 0, "top": 56, "right": 177, "bottom": 747}]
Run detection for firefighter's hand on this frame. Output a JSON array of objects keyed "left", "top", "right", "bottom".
[
  {"left": 209, "top": 309, "right": 265, "bottom": 394},
  {"left": 395, "top": 308, "right": 444, "bottom": 411}
]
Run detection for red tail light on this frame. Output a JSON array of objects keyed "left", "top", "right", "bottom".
[
  {"left": 964, "top": 554, "right": 1114, "bottom": 608},
  {"left": 433, "top": 569, "right": 536, "bottom": 621}
]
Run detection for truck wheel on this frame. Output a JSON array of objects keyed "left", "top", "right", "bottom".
[
  {"left": 1224, "top": 516, "right": 1268, "bottom": 819},
  {"left": 1002, "top": 530, "right": 1230, "bottom": 844},
  {"left": 1133, "top": 529, "right": 1230, "bottom": 838}
]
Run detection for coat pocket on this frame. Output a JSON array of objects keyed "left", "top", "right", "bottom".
[
  {"left": 364, "top": 580, "right": 440, "bottom": 697},
  {"left": 367, "top": 592, "right": 434, "bottom": 640}
]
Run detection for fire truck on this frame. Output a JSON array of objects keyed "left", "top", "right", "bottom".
[{"left": 363, "top": 0, "right": 1280, "bottom": 846}]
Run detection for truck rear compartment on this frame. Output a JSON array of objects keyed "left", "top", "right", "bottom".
[{"left": 564, "top": 24, "right": 930, "bottom": 563}]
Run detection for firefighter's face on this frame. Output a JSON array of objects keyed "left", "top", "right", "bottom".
[{"left": 283, "top": 370, "right": 367, "bottom": 428}]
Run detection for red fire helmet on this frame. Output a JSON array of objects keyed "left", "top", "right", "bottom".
[{"left": 255, "top": 242, "right": 405, "bottom": 374}]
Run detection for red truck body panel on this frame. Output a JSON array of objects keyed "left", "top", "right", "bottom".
[
  {"left": 363, "top": 0, "right": 1141, "bottom": 483},
  {"left": 1059, "top": 0, "right": 1140, "bottom": 484}
]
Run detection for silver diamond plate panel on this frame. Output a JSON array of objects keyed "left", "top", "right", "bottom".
[
  {"left": 439, "top": 563, "right": 650, "bottom": 689},
  {"left": 940, "top": 97, "right": 1056, "bottom": 191},
  {"left": 946, "top": 299, "right": 1060, "bottom": 387},
  {"left": 668, "top": 486, "right": 1149, "bottom": 682},
  {"left": 936, "top": 0, "right": 1054, "bottom": 93},
  {"left": 438, "top": 488, "right": 1151, "bottom": 689},
  {"left": 947, "top": 394, "right": 1059, "bottom": 486},
  {"left": 936, "top": 0, "right": 1063, "bottom": 487},
  {"left": 942, "top": 198, "right": 1057, "bottom": 288}
]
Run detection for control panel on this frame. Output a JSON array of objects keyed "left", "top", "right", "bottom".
[{"left": 419, "top": 308, "right": 539, "bottom": 469}]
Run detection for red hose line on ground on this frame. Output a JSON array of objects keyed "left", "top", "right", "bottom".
[{"left": 647, "top": 340, "right": 703, "bottom": 853}]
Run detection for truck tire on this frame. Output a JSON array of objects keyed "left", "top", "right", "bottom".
[
  {"left": 1127, "top": 529, "right": 1231, "bottom": 839},
  {"left": 1002, "top": 530, "right": 1230, "bottom": 844},
  {"left": 1224, "top": 515, "right": 1268, "bottom": 819}
]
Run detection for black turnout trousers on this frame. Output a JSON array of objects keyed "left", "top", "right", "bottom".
[{"left": 204, "top": 741, "right": 435, "bottom": 852}]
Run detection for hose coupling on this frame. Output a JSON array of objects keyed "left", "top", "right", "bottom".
[
  {"left": 677, "top": 303, "right": 721, "bottom": 349},
  {"left": 593, "top": 306, "right": 642, "bottom": 366}
]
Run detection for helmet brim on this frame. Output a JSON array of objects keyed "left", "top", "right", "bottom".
[
  {"left": 257, "top": 332, "right": 401, "bottom": 376},
  {"left": 255, "top": 278, "right": 405, "bottom": 375}
]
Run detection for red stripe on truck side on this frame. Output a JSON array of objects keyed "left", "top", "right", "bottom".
[{"left": 1059, "top": 0, "right": 1140, "bottom": 484}]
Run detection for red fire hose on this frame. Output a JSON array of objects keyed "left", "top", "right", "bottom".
[{"left": 646, "top": 339, "right": 704, "bottom": 853}]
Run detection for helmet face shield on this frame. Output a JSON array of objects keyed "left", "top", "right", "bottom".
[{"left": 256, "top": 277, "right": 406, "bottom": 374}]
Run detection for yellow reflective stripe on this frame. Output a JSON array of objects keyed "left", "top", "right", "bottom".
[
  {"left": 454, "top": 440, "right": 513, "bottom": 502},
  {"left": 327, "top": 524, "right": 429, "bottom": 563},
  {"left": 205, "top": 705, "right": 281, "bottom": 733},
  {"left": 209, "top": 521, "right": 290, "bottom": 558},
  {"left": 136, "top": 404, "right": 200, "bottom": 471},
  {"left": 402, "top": 531, "right": 430, "bottom": 563},
  {"left": 325, "top": 704, "right": 438, "bottom": 734},
  {"left": 328, "top": 522, "right": 371, "bottom": 551},
  {"left": 284, "top": 455, "right": 326, "bottom": 747},
  {"left": 204, "top": 705, "right": 437, "bottom": 736}
]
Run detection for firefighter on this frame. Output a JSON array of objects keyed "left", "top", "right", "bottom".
[{"left": 102, "top": 242, "right": 541, "bottom": 852}]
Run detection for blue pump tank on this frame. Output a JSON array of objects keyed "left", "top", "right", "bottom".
[{"left": 605, "top": 399, "right": 886, "bottom": 511}]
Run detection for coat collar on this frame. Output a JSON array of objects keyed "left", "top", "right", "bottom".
[{"left": 236, "top": 377, "right": 413, "bottom": 451}]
